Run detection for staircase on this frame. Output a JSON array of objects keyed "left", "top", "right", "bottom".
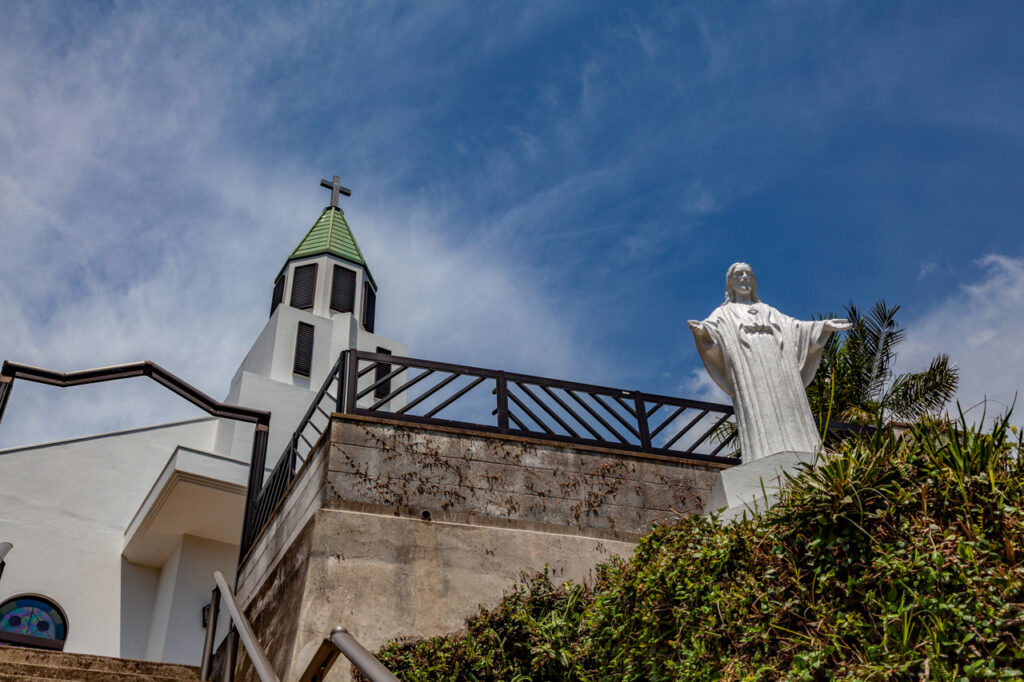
[{"left": 0, "top": 647, "right": 199, "bottom": 682}]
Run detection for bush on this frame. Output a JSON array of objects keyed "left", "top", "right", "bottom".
[{"left": 366, "top": 413, "right": 1024, "bottom": 681}]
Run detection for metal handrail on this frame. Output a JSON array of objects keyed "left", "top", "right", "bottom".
[
  {"left": 343, "top": 349, "right": 741, "bottom": 463},
  {"left": 200, "top": 571, "right": 397, "bottom": 682},
  {"left": 0, "top": 360, "right": 273, "bottom": 567},
  {"left": 200, "top": 571, "right": 279, "bottom": 682},
  {"left": 0, "top": 542, "right": 11, "bottom": 583},
  {"left": 239, "top": 353, "right": 345, "bottom": 557},
  {"left": 0, "top": 361, "right": 270, "bottom": 427},
  {"left": 298, "top": 626, "right": 399, "bottom": 682}
]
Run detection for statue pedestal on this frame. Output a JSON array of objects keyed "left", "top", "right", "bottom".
[{"left": 704, "top": 450, "right": 817, "bottom": 522}]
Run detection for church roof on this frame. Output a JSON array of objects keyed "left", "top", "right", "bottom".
[{"left": 284, "top": 206, "right": 376, "bottom": 288}]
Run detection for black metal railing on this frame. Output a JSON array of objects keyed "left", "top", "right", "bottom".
[
  {"left": 0, "top": 361, "right": 274, "bottom": 571},
  {"left": 237, "top": 350, "right": 744, "bottom": 560},
  {"left": 344, "top": 350, "right": 740, "bottom": 462},
  {"left": 239, "top": 354, "right": 345, "bottom": 555},
  {"left": 237, "top": 349, "right": 872, "bottom": 563}
]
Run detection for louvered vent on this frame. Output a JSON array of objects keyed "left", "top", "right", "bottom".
[
  {"left": 374, "top": 347, "right": 393, "bottom": 399},
  {"left": 270, "top": 275, "right": 285, "bottom": 317},
  {"left": 362, "top": 282, "right": 376, "bottom": 333},
  {"left": 290, "top": 264, "right": 318, "bottom": 310},
  {"left": 293, "top": 322, "right": 315, "bottom": 377},
  {"left": 330, "top": 265, "right": 356, "bottom": 314}
]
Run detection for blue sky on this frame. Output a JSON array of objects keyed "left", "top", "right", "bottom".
[{"left": 1, "top": 1, "right": 1023, "bottom": 447}]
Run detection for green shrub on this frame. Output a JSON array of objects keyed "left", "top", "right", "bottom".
[{"left": 366, "top": 413, "right": 1024, "bottom": 681}]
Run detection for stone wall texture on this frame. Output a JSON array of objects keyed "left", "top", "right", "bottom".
[
  {"left": 234, "top": 415, "right": 729, "bottom": 681},
  {"left": 325, "top": 417, "right": 725, "bottom": 536}
]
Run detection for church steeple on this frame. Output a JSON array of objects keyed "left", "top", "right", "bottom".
[
  {"left": 269, "top": 177, "right": 378, "bottom": 333},
  {"left": 286, "top": 204, "right": 376, "bottom": 287}
]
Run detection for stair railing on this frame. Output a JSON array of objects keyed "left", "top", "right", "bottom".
[
  {"left": 201, "top": 571, "right": 276, "bottom": 682},
  {"left": 0, "top": 542, "right": 11, "bottom": 584},
  {"left": 201, "top": 571, "right": 398, "bottom": 682},
  {"left": 297, "top": 627, "right": 399, "bottom": 682}
]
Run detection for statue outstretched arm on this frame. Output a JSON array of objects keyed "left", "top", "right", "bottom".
[
  {"left": 823, "top": 318, "right": 853, "bottom": 332},
  {"left": 688, "top": 317, "right": 734, "bottom": 397},
  {"left": 688, "top": 319, "right": 713, "bottom": 344}
]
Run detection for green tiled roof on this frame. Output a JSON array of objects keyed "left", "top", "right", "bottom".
[{"left": 284, "top": 207, "right": 376, "bottom": 288}]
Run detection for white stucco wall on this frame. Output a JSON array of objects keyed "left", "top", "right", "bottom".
[
  {"left": 0, "top": 418, "right": 217, "bottom": 657},
  {"left": 216, "top": 303, "right": 407, "bottom": 468},
  {"left": 144, "top": 535, "right": 236, "bottom": 665},
  {"left": 0, "top": 247, "right": 407, "bottom": 664},
  {"left": 120, "top": 559, "right": 160, "bottom": 659}
]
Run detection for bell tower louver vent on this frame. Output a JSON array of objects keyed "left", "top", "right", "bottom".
[
  {"left": 270, "top": 276, "right": 285, "bottom": 317},
  {"left": 293, "top": 322, "right": 315, "bottom": 376},
  {"left": 331, "top": 266, "right": 356, "bottom": 314},
  {"left": 290, "top": 264, "right": 317, "bottom": 310},
  {"left": 362, "top": 282, "right": 376, "bottom": 333}
]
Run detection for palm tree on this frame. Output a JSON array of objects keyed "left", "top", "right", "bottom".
[{"left": 807, "top": 300, "right": 959, "bottom": 426}]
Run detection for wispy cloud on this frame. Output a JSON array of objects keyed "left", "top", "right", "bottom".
[
  {"left": 899, "top": 255, "right": 1024, "bottom": 421},
  {"left": 2, "top": 1, "right": 1023, "bottom": 449},
  {"left": 0, "top": 4, "right": 611, "bottom": 448}
]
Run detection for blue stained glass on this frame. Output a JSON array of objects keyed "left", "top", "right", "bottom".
[{"left": 0, "top": 597, "right": 67, "bottom": 642}]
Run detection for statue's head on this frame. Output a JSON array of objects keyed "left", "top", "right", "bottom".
[{"left": 724, "top": 262, "right": 760, "bottom": 303}]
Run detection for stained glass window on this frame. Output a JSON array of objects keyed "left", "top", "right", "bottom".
[{"left": 0, "top": 596, "right": 67, "bottom": 650}]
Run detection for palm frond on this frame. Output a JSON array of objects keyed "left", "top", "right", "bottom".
[{"left": 883, "top": 354, "right": 959, "bottom": 422}]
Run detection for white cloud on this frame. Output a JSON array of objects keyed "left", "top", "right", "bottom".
[
  {"left": 0, "top": 5, "right": 610, "bottom": 449},
  {"left": 899, "top": 254, "right": 1024, "bottom": 423},
  {"left": 918, "top": 260, "right": 939, "bottom": 279},
  {"left": 680, "top": 366, "right": 729, "bottom": 404}
]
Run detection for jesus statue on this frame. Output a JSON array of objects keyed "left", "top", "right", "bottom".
[{"left": 688, "top": 263, "right": 852, "bottom": 463}]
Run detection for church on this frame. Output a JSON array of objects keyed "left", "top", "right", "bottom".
[
  {"left": 0, "top": 177, "right": 406, "bottom": 664},
  {"left": 0, "top": 178, "right": 744, "bottom": 680}
]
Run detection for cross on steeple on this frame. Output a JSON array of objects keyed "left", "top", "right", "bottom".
[{"left": 320, "top": 175, "right": 352, "bottom": 209}]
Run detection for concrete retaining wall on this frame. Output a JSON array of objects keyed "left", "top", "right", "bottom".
[{"left": 233, "top": 415, "right": 728, "bottom": 681}]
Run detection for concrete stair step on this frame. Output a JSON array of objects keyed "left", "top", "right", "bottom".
[
  {"left": 0, "top": 648, "right": 199, "bottom": 681},
  {"left": 0, "top": 664, "right": 192, "bottom": 681}
]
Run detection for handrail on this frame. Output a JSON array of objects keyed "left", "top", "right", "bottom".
[
  {"left": 342, "top": 349, "right": 741, "bottom": 463},
  {"left": 239, "top": 352, "right": 346, "bottom": 559},
  {"left": 0, "top": 360, "right": 273, "bottom": 569},
  {"left": 200, "top": 571, "right": 397, "bottom": 682},
  {"left": 200, "top": 571, "right": 279, "bottom": 682},
  {"left": 0, "top": 542, "right": 10, "bottom": 584},
  {"left": 298, "top": 626, "right": 399, "bottom": 682},
  {"left": 0, "top": 361, "right": 270, "bottom": 427}
]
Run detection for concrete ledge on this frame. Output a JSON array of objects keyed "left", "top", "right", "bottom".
[{"left": 333, "top": 412, "right": 737, "bottom": 470}]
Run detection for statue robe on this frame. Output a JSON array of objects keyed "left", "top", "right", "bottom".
[{"left": 692, "top": 301, "right": 828, "bottom": 462}]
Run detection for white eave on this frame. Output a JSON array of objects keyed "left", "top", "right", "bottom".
[{"left": 122, "top": 446, "right": 252, "bottom": 566}]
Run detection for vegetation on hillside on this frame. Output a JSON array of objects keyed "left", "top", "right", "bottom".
[{"left": 364, "top": 412, "right": 1024, "bottom": 681}]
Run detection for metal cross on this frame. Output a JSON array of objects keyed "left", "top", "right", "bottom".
[{"left": 320, "top": 175, "right": 352, "bottom": 208}]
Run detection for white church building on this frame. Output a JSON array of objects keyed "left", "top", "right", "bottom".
[{"left": 0, "top": 178, "right": 406, "bottom": 665}]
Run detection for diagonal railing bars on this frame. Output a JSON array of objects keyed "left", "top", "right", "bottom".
[
  {"left": 238, "top": 349, "right": 869, "bottom": 563},
  {"left": 0, "top": 361, "right": 273, "bottom": 547},
  {"left": 344, "top": 350, "right": 742, "bottom": 462},
  {"left": 239, "top": 353, "right": 345, "bottom": 556}
]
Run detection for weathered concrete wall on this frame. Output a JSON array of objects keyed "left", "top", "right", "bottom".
[
  {"left": 287, "top": 508, "right": 635, "bottom": 682},
  {"left": 234, "top": 415, "right": 728, "bottom": 681},
  {"left": 235, "top": 518, "right": 316, "bottom": 682},
  {"left": 326, "top": 416, "right": 725, "bottom": 535}
]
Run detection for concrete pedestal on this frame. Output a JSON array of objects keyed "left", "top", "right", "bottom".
[{"left": 704, "top": 450, "right": 817, "bottom": 521}]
